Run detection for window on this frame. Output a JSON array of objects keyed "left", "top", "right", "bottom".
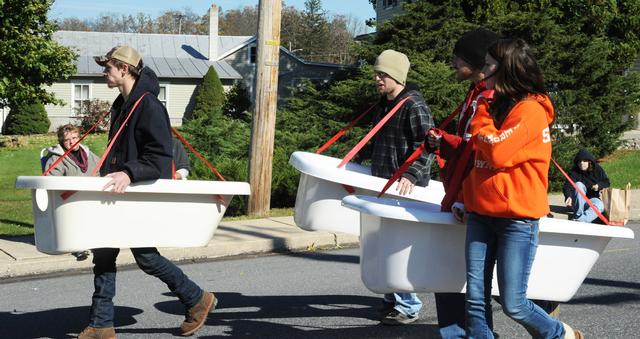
[
  {"left": 248, "top": 45, "right": 257, "bottom": 64},
  {"left": 72, "top": 83, "right": 91, "bottom": 115},
  {"left": 158, "top": 84, "right": 168, "bottom": 107},
  {"left": 383, "top": 0, "right": 398, "bottom": 9}
]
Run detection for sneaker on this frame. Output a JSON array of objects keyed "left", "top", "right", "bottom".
[
  {"left": 380, "top": 309, "right": 419, "bottom": 326},
  {"left": 562, "top": 322, "right": 584, "bottom": 339},
  {"left": 77, "top": 326, "right": 116, "bottom": 339},
  {"left": 376, "top": 300, "right": 396, "bottom": 319},
  {"left": 180, "top": 291, "right": 217, "bottom": 336}
]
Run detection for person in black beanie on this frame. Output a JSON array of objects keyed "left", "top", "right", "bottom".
[
  {"left": 453, "top": 27, "right": 499, "bottom": 70},
  {"left": 426, "top": 27, "right": 499, "bottom": 339},
  {"left": 427, "top": 28, "right": 561, "bottom": 338}
]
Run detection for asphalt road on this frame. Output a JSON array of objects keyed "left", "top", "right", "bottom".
[{"left": 1, "top": 223, "right": 638, "bottom": 339}]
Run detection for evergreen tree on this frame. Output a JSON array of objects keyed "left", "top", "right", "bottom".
[
  {"left": 191, "top": 66, "right": 226, "bottom": 120},
  {"left": 223, "top": 82, "right": 252, "bottom": 122},
  {"left": 3, "top": 102, "right": 50, "bottom": 135},
  {"left": 297, "top": 0, "right": 332, "bottom": 62},
  {"left": 286, "top": 0, "right": 640, "bottom": 192}
]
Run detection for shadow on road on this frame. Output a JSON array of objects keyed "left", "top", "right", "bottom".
[
  {"left": 202, "top": 319, "right": 439, "bottom": 338},
  {"left": 0, "top": 306, "right": 141, "bottom": 338},
  {"left": 154, "top": 292, "right": 440, "bottom": 338},
  {"left": 281, "top": 250, "right": 360, "bottom": 264},
  {"left": 568, "top": 292, "right": 640, "bottom": 306},
  {"left": 583, "top": 277, "right": 640, "bottom": 290}
]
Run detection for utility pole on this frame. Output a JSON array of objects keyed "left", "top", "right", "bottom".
[{"left": 248, "top": 0, "right": 282, "bottom": 216}]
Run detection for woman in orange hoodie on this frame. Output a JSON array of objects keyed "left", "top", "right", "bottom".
[{"left": 462, "top": 39, "right": 583, "bottom": 339}]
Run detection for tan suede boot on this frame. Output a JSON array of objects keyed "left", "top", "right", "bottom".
[
  {"left": 563, "top": 322, "right": 584, "bottom": 339},
  {"left": 77, "top": 326, "right": 116, "bottom": 339},
  {"left": 180, "top": 291, "right": 217, "bottom": 336}
]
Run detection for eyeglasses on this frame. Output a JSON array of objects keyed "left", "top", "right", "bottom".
[{"left": 374, "top": 71, "right": 389, "bottom": 79}]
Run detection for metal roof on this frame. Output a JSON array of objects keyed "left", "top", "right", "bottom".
[{"left": 54, "top": 31, "right": 248, "bottom": 79}]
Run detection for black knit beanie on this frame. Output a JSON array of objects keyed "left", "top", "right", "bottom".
[{"left": 453, "top": 28, "right": 499, "bottom": 69}]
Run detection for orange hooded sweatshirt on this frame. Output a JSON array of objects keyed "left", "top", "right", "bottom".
[{"left": 463, "top": 94, "right": 554, "bottom": 219}]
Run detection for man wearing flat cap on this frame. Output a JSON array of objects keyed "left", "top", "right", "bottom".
[
  {"left": 77, "top": 46, "right": 215, "bottom": 339},
  {"left": 369, "top": 49, "right": 435, "bottom": 325}
]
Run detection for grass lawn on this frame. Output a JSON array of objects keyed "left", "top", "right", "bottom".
[
  {"left": 0, "top": 134, "right": 293, "bottom": 236},
  {"left": 600, "top": 150, "right": 640, "bottom": 188},
  {"left": 1, "top": 134, "right": 637, "bottom": 236},
  {"left": 0, "top": 134, "right": 107, "bottom": 236}
]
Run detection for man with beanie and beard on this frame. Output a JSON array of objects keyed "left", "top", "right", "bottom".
[{"left": 369, "top": 49, "right": 435, "bottom": 325}]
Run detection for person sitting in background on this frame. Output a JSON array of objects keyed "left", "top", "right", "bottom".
[
  {"left": 563, "top": 148, "right": 610, "bottom": 223},
  {"left": 173, "top": 137, "right": 191, "bottom": 180},
  {"left": 44, "top": 124, "right": 100, "bottom": 261}
]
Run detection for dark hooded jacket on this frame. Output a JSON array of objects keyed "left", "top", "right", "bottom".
[
  {"left": 100, "top": 67, "right": 173, "bottom": 181},
  {"left": 563, "top": 149, "right": 610, "bottom": 199},
  {"left": 369, "top": 84, "right": 435, "bottom": 186}
]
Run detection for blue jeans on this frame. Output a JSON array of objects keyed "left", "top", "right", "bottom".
[
  {"left": 465, "top": 213, "right": 564, "bottom": 339},
  {"left": 572, "top": 181, "right": 604, "bottom": 223},
  {"left": 383, "top": 292, "right": 422, "bottom": 317},
  {"left": 435, "top": 293, "right": 468, "bottom": 338},
  {"left": 89, "top": 247, "right": 203, "bottom": 327}
]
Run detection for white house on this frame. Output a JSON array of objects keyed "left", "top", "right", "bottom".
[{"left": 0, "top": 5, "right": 350, "bottom": 133}]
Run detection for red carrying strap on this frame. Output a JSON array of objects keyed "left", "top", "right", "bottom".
[
  {"left": 316, "top": 103, "right": 377, "bottom": 154},
  {"left": 378, "top": 84, "right": 488, "bottom": 198},
  {"left": 335, "top": 96, "right": 412, "bottom": 194},
  {"left": 438, "top": 139, "right": 474, "bottom": 211},
  {"left": 378, "top": 143, "right": 425, "bottom": 198},
  {"left": 42, "top": 110, "right": 111, "bottom": 176},
  {"left": 171, "top": 128, "right": 228, "bottom": 206},
  {"left": 338, "top": 96, "right": 413, "bottom": 168},
  {"left": 551, "top": 158, "right": 618, "bottom": 225},
  {"left": 60, "top": 93, "right": 150, "bottom": 200},
  {"left": 91, "top": 93, "right": 150, "bottom": 177},
  {"left": 377, "top": 102, "right": 461, "bottom": 198},
  {"left": 171, "top": 128, "right": 225, "bottom": 181}
]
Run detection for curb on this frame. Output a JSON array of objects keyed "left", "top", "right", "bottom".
[{"left": 0, "top": 217, "right": 359, "bottom": 280}]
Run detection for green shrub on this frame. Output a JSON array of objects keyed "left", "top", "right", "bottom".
[
  {"left": 182, "top": 112, "right": 251, "bottom": 216},
  {"left": 2, "top": 102, "right": 50, "bottom": 135},
  {"left": 223, "top": 81, "right": 252, "bottom": 122},
  {"left": 191, "top": 66, "right": 225, "bottom": 120}
]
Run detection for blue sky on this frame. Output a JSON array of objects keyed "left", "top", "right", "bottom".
[{"left": 49, "top": 1, "right": 376, "bottom": 23}]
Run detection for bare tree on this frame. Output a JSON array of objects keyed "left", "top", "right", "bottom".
[
  {"left": 219, "top": 5, "right": 258, "bottom": 36},
  {"left": 55, "top": 17, "right": 91, "bottom": 31},
  {"left": 93, "top": 14, "right": 120, "bottom": 32},
  {"left": 344, "top": 13, "right": 368, "bottom": 37},
  {"left": 51, "top": 2, "right": 359, "bottom": 64}
]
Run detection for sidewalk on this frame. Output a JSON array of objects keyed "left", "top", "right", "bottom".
[
  {"left": 1, "top": 191, "right": 638, "bottom": 280},
  {"left": 0, "top": 216, "right": 359, "bottom": 280}
]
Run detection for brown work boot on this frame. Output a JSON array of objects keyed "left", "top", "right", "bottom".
[
  {"left": 180, "top": 291, "right": 216, "bottom": 336},
  {"left": 77, "top": 326, "right": 116, "bottom": 339}
]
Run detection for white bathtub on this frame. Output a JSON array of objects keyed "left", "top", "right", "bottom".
[
  {"left": 15, "top": 176, "right": 250, "bottom": 254},
  {"left": 289, "top": 151, "right": 445, "bottom": 235},
  {"left": 342, "top": 195, "right": 635, "bottom": 302}
]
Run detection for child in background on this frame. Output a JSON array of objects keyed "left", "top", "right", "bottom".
[{"left": 563, "top": 148, "right": 610, "bottom": 222}]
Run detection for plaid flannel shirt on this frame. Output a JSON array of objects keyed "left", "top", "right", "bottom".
[{"left": 370, "top": 86, "right": 435, "bottom": 186}]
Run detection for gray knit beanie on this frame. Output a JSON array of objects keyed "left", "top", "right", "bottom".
[{"left": 374, "top": 49, "right": 410, "bottom": 85}]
